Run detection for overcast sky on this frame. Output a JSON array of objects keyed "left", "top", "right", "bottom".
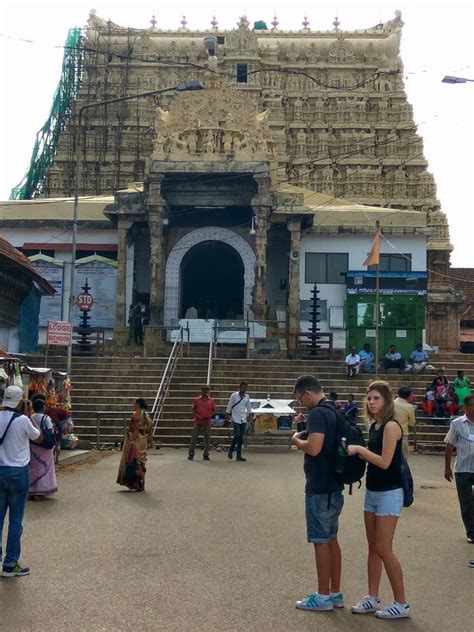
[{"left": 0, "top": 1, "right": 473, "bottom": 266}]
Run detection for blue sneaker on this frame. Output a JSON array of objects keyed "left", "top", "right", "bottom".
[
  {"left": 2, "top": 563, "right": 30, "bottom": 578},
  {"left": 331, "top": 592, "right": 344, "bottom": 608},
  {"left": 296, "top": 592, "right": 333, "bottom": 611}
]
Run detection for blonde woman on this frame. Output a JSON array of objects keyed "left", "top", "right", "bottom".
[{"left": 347, "top": 380, "right": 410, "bottom": 620}]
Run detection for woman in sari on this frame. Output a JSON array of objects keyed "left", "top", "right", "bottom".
[
  {"left": 29, "top": 398, "right": 58, "bottom": 500},
  {"left": 453, "top": 370, "right": 471, "bottom": 406},
  {"left": 117, "top": 398, "right": 153, "bottom": 492}
]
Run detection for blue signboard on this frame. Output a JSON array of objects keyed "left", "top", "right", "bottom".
[{"left": 277, "top": 415, "right": 293, "bottom": 430}]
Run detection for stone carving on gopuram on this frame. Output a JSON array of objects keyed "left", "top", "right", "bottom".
[{"left": 151, "top": 75, "right": 275, "bottom": 162}]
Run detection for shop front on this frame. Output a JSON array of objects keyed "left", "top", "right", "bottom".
[{"left": 346, "top": 271, "right": 427, "bottom": 359}]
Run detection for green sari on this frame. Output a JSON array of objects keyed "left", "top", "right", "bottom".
[{"left": 453, "top": 376, "right": 471, "bottom": 406}]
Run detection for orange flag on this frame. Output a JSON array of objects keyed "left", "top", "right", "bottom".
[{"left": 363, "top": 231, "right": 381, "bottom": 267}]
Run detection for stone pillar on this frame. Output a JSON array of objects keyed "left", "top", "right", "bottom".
[
  {"left": 287, "top": 219, "right": 302, "bottom": 355},
  {"left": 148, "top": 207, "right": 166, "bottom": 326},
  {"left": 426, "top": 251, "right": 463, "bottom": 351},
  {"left": 147, "top": 177, "right": 167, "bottom": 327},
  {"left": 115, "top": 217, "right": 133, "bottom": 333},
  {"left": 252, "top": 206, "right": 271, "bottom": 320}
]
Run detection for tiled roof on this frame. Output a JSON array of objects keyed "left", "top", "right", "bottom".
[{"left": 0, "top": 235, "right": 55, "bottom": 295}]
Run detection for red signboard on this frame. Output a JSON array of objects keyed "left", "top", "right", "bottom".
[
  {"left": 77, "top": 292, "right": 94, "bottom": 311},
  {"left": 47, "top": 320, "right": 72, "bottom": 347}
]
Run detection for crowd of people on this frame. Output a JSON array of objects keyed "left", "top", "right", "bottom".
[
  {"left": 345, "top": 343, "right": 438, "bottom": 378},
  {"left": 1, "top": 369, "right": 472, "bottom": 607}
]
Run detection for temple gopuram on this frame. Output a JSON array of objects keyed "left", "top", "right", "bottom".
[{"left": 1, "top": 10, "right": 462, "bottom": 355}]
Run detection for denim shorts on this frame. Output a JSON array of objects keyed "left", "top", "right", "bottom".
[
  {"left": 305, "top": 492, "right": 344, "bottom": 544},
  {"left": 364, "top": 488, "right": 404, "bottom": 517}
]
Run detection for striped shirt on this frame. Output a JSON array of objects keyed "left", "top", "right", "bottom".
[{"left": 444, "top": 415, "right": 474, "bottom": 473}]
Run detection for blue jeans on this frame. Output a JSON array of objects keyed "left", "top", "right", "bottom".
[
  {"left": 305, "top": 492, "right": 344, "bottom": 543},
  {"left": 229, "top": 422, "right": 246, "bottom": 457},
  {"left": 0, "top": 466, "right": 30, "bottom": 568}
]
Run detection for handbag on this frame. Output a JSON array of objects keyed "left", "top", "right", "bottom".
[
  {"left": 38, "top": 414, "right": 56, "bottom": 450},
  {"left": 400, "top": 452, "right": 414, "bottom": 507}
]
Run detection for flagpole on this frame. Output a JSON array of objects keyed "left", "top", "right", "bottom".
[{"left": 375, "top": 221, "right": 381, "bottom": 378}]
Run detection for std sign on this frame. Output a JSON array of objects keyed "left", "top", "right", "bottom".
[
  {"left": 47, "top": 320, "right": 72, "bottom": 346},
  {"left": 77, "top": 292, "right": 94, "bottom": 311}
]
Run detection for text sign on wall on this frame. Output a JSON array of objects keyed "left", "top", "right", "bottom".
[
  {"left": 74, "top": 257, "right": 117, "bottom": 328},
  {"left": 47, "top": 320, "right": 72, "bottom": 346},
  {"left": 29, "top": 259, "right": 64, "bottom": 326}
]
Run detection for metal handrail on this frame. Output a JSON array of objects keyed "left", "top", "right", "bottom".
[
  {"left": 206, "top": 326, "right": 217, "bottom": 387},
  {"left": 151, "top": 326, "right": 184, "bottom": 437},
  {"left": 147, "top": 324, "right": 190, "bottom": 357}
]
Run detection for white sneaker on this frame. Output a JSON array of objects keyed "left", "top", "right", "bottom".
[
  {"left": 375, "top": 601, "right": 411, "bottom": 619},
  {"left": 295, "top": 592, "right": 334, "bottom": 611},
  {"left": 351, "top": 595, "right": 381, "bottom": 614}
]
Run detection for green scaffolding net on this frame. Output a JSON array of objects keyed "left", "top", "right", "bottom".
[{"left": 10, "top": 27, "right": 84, "bottom": 200}]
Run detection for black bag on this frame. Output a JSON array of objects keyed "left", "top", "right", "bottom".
[
  {"left": 319, "top": 402, "right": 367, "bottom": 490},
  {"left": 400, "top": 452, "right": 414, "bottom": 507},
  {"left": 124, "top": 462, "right": 138, "bottom": 486},
  {"left": 38, "top": 415, "right": 56, "bottom": 450}
]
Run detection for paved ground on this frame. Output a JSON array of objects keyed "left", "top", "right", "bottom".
[{"left": 0, "top": 450, "right": 472, "bottom": 632}]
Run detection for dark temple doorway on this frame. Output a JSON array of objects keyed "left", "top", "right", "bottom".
[{"left": 180, "top": 241, "right": 245, "bottom": 319}]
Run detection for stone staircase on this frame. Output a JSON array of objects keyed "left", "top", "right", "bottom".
[
  {"left": 40, "top": 350, "right": 474, "bottom": 450},
  {"left": 157, "top": 351, "right": 474, "bottom": 450}
]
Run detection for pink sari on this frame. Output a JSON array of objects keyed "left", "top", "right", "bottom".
[{"left": 29, "top": 444, "right": 58, "bottom": 498}]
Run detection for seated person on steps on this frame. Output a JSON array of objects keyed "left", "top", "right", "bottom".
[{"left": 382, "top": 345, "right": 406, "bottom": 373}]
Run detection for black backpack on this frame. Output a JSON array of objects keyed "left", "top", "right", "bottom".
[{"left": 319, "top": 402, "right": 367, "bottom": 491}]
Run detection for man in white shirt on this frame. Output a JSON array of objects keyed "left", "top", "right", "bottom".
[
  {"left": 444, "top": 394, "right": 474, "bottom": 544},
  {"left": 0, "top": 386, "right": 42, "bottom": 578},
  {"left": 225, "top": 381, "right": 254, "bottom": 462},
  {"left": 345, "top": 347, "right": 361, "bottom": 379}
]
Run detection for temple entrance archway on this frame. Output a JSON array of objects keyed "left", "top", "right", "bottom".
[
  {"left": 180, "top": 241, "right": 244, "bottom": 319},
  {"left": 164, "top": 227, "right": 255, "bottom": 324}
]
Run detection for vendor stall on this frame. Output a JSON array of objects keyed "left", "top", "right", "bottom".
[
  {"left": 0, "top": 351, "right": 23, "bottom": 398},
  {"left": 21, "top": 365, "right": 77, "bottom": 452},
  {"left": 248, "top": 397, "right": 296, "bottom": 441}
]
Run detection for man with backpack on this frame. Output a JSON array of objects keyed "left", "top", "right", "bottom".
[
  {"left": 291, "top": 375, "right": 366, "bottom": 612},
  {"left": 0, "top": 386, "right": 42, "bottom": 577}
]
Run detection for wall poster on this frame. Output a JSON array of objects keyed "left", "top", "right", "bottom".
[{"left": 74, "top": 256, "right": 118, "bottom": 329}]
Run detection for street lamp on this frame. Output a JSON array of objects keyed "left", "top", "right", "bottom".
[
  {"left": 442, "top": 75, "right": 474, "bottom": 84},
  {"left": 66, "top": 80, "right": 204, "bottom": 373}
]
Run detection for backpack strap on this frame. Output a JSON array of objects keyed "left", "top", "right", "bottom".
[{"left": 0, "top": 412, "right": 20, "bottom": 446}]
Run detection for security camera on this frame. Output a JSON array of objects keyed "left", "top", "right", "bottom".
[
  {"left": 203, "top": 36, "right": 218, "bottom": 56},
  {"left": 290, "top": 250, "right": 300, "bottom": 261}
]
